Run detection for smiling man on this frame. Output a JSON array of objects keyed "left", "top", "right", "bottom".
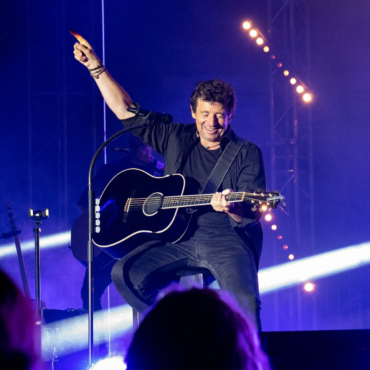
[{"left": 73, "top": 41, "right": 266, "bottom": 329}]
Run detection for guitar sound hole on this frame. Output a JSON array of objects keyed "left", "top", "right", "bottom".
[{"left": 143, "top": 192, "right": 163, "bottom": 216}]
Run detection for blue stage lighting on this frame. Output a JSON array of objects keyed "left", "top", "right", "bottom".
[
  {"left": 42, "top": 305, "right": 133, "bottom": 360},
  {"left": 90, "top": 356, "right": 126, "bottom": 370},
  {"left": 0, "top": 231, "right": 70, "bottom": 259},
  {"left": 259, "top": 242, "right": 370, "bottom": 294}
]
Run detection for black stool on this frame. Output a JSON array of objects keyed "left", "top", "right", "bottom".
[
  {"left": 132, "top": 267, "right": 216, "bottom": 328},
  {"left": 176, "top": 267, "right": 214, "bottom": 288}
]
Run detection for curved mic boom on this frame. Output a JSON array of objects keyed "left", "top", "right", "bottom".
[{"left": 127, "top": 106, "right": 173, "bottom": 124}]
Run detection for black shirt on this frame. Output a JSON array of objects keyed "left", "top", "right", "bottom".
[{"left": 181, "top": 142, "right": 232, "bottom": 232}]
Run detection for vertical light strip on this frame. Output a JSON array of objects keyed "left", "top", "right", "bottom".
[
  {"left": 101, "top": 0, "right": 112, "bottom": 356},
  {"left": 102, "top": 0, "right": 107, "bottom": 165}
]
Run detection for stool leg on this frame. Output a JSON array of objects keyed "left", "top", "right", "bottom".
[
  {"left": 195, "top": 273, "right": 204, "bottom": 288},
  {"left": 132, "top": 308, "right": 140, "bottom": 329}
]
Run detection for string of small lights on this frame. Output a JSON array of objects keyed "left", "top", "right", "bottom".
[
  {"left": 243, "top": 21, "right": 316, "bottom": 292},
  {"left": 242, "top": 21, "right": 313, "bottom": 104}
]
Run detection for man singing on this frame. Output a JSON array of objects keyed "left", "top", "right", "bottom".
[{"left": 73, "top": 38, "right": 266, "bottom": 329}]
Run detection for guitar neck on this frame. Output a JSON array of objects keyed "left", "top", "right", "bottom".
[
  {"left": 161, "top": 192, "right": 246, "bottom": 209},
  {"left": 7, "top": 202, "right": 31, "bottom": 300},
  {"left": 14, "top": 234, "right": 31, "bottom": 300}
]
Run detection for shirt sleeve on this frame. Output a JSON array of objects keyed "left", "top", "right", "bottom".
[
  {"left": 120, "top": 110, "right": 175, "bottom": 157},
  {"left": 229, "top": 143, "right": 266, "bottom": 228}
]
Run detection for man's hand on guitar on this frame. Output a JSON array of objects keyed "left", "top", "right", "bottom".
[{"left": 211, "top": 189, "right": 243, "bottom": 223}]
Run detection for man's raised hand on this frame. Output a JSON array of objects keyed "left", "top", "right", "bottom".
[{"left": 70, "top": 30, "right": 101, "bottom": 70}]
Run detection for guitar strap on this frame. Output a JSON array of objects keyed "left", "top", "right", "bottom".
[
  {"left": 200, "top": 138, "right": 245, "bottom": 195},
  {"left": 185, "top": 137, "right": 244, "bottom": 215}
]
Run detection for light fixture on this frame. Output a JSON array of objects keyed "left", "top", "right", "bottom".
[
  {"left": 249, "top": 29, "right": 258, "bottom": 37},
  {"left": 243, "top": 21, "right": 252, "bottom": 30},
  {"left": 271, "top": 225, "right": 277, "bottom": 231},
  {"left": 304, "top": 282, "right": 315, "bottom": 292},
  {"left": 303, "top": 93, "right": 312, "bottom": 102},
  {"left": 263, "top": 46, "right": 269, "bottom": 52},
  {"left": 296, "top": 85, "right": 304, "bottom": 93},
  {"left": 256, "top": 37, "right": 264, "bottom": 45},
  {"left": 290, "top": 78, "right": 297, "bottom": 85},
  {"left": 288, "top": 254, "right": 295, "bottom": 260},
  {"left": 284, "top": 70, "right": 289, "bottom": 76},
  {"left": 265, "top": 214, "right": 272, "bottom": 221}
]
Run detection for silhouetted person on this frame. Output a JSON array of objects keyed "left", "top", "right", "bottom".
[
  {"left": 0, "top": 269, "right": 40, "bottom": 370},
  {"left": 125, "top": 286, "right": 270, "bottom": 370}
]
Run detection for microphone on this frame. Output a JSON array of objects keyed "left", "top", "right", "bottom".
[{"left": 127, "top": 107, "right": 173, "bottom": 124}]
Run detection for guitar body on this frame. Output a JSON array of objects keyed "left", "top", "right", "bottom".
[
  {"left": 90, "top": 168, "right": 283, "bottom": 259},
  {"left": 93, "top": 169, "right": 188, "bottom": 252}
]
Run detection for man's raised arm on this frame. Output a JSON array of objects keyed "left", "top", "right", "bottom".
[{"left": 73, "top": 40, "right": 135, "bottom": 120}]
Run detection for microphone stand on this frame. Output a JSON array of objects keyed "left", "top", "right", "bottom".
[{"left": 87, "top": 122, "right": 150, "bottom": 366}]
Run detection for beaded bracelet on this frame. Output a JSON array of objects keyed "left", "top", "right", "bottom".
[
  {"left": 88, "top": 63, "right": 103, "bottom": 72},
  {"left": 90, "top": 66, "right": 106, "bottom": 79}
]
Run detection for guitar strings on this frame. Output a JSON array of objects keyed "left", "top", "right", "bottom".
[
  {"left": 125, "top": 194, "right": 271, "bottom": 205},
  {"left": 125, "top": 193, "right": 272, "bottom": 203},
  {"left": 121, "top": 194, "right": 276, "bottom": 210},
  {"left": 126, "top": 196, "right": 243, "bottom": 206},
  {"left": 125, "top": 192, "right": 248, "bottom": 204}
]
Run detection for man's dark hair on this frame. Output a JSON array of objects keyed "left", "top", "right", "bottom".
[{"left": 190, "top": 79, "right": 237, "bottom": 120}]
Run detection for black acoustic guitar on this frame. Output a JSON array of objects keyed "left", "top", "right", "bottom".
[{"left": 92, "top": 169, "right": 283, "bottom": 257}]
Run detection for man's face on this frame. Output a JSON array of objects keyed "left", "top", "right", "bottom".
[{"left": 191, "top": 99, "right": 230, "bottom": 144}]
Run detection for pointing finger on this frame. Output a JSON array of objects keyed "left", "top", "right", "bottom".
[{"left": 69, "top": 29, "right": 92, "bottom": 50}]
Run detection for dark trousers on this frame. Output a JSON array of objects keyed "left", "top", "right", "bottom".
[{"left": 111, "top": 229, "right": 262, "bottom": 330}]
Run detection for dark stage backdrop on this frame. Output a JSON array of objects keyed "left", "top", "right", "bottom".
[{"left": 0, "top": 0, "right": 369, "bottom": 331}]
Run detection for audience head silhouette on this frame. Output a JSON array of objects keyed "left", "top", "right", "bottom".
[
  {"left": 126, "top": 286, "right": 270, "bottom": 370},
  {"left": 0, "top": 269, "right": 39, "bottom": 370}
]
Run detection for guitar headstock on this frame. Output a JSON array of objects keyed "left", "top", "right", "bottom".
[
  {"left": 7, "top": 202, "right": 18, "bottom": 232},
  {"left": 243, "top": 190, "right": 285, "bottom": 212}
]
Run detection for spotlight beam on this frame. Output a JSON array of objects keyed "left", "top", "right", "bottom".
[
  {"left": 0, "top": 231, "right": 71, "bottom": 259},
  {"left": 42, "top": 304, "right": 133, "bottom": 360},
  {"left": 259, "top": 242, "right": 370, "bottom": 294}
]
